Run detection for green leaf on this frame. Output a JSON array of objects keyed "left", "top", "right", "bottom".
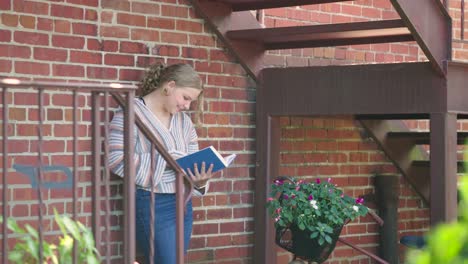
[
  {"left": 318, "top": 237, "right": 324, "bottom": 245},
  {"left": 325, "top": 235, "right": 332, "bottom": 244},
  {"left": 24, "top": 224, "right": 39, "bottom": 239},
  {"left": 310, "top": 231, "right": 319, "bottom": 239}
]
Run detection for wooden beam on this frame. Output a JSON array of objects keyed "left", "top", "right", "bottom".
[
  {"left": 390, "top": 0, "right": 451, "bottom": 77},
  {"left": 255, "top": 74, "right": 281, "bottom": 264},
  {"left": 227, "top": 19, "right": 413, "bottom": 50},
  {"left": 218, "top": 0, "right": 353, "bottom": 11},
  {"left": 430, "top": 113, "right": 458, "bottom": 225},
  {"left": 188, "top": 0, "right": 265, "bottom": 81},
  {"left": 261, "top": 62, "right": 446, "bottom": 116}
]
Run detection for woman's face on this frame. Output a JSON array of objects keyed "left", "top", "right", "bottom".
[{"left": 164, "top": 81, "right": 201, "bottom": 114}]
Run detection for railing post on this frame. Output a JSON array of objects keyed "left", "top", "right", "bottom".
[
  {"left": 2, "top": 86, "right": 8, "bottom": 264},
  {"left": 123, "top": 90, "right": 136, "bottom": 264},
  {"left": 91, "top": 92, "right": 102, "bottom": 250}
]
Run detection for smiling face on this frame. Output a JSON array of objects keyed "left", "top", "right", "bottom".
[{"left": 164, "top": 81, "right": 202, "bottom": 114}]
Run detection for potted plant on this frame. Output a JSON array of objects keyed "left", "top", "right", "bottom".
[
  {"left": 267, "top": 176, "right": 369, "bottom": 263},
  {"left": 1, "top": 209, "right": 101, "bottom": 264}
]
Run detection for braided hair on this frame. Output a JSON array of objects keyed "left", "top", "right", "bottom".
[{"left": 139, "top": 63, "right": 203, "bottom": 97}]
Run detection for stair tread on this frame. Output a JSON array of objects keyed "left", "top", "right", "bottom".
[
  {"left": 387, "top": 131, "right": 468, "bottom": 144},
  {"left": 226, "top": 19, "right": 413, "bottom": 50},
  {"left": 218, "top": 0, "right": 352, "bottom": 11}
]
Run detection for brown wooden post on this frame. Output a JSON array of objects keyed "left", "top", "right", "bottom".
[
  {"left": 430, "top": 112, "right": 457, "bottom": 225},
  {"left": 255, "top": 71, "right": 281, "bottom": 264}
]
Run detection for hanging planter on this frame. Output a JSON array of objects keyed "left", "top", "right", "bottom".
[
  {"left": 276, "top": 223, "right": 344, "bottom": 263},
  {"left": 267, "top": 176, "right": 369, "bottom": 262}
]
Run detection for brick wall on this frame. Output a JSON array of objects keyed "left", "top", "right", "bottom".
[{"left": 1, "top": 0, "right": 467, "bottom": 263}]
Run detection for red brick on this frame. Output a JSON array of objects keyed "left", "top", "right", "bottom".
[
  {"left": 51, "top": 4, "right": 84, "bottom": 19},
  {"left": 119, "top": 69, "right": 144, "bottom": 81},
  {"left": 120, "top": 41, "right": 148, "bottom": 54},
  {"left": 117, "top": 13, "right": 146, "bottom": 27},
  {"left": 104, "top": 54, "right": 134, "bottom": 66},
  {"left": 136, "top": 56, "right": 164, "bottom": 67},
  {"left": 2, "top": 13, "right": 18, "bottom": 27},
  {"left": 206, "top": 235, "right": 231, "bottom": 247},
  {"left": 19, "top": 15, "right": 35, "bottom": 29},
  {"left": 0, "top": 0, "right": 11, "bottom": 10},
  {"left": 70, "top": 51, "right": 102, "bottom": 64},
  {"left": 0, "top": 59, "right": 12, "bottom": 72},
  {"left": 194, "top": 61, "right": 222, "bottom": 73},
  {"left": 72, "top": 22, "right": 97, "bottom": 36},
  {"left": 54, "top": 19, "right": 71, "bottom": 33},
  {"left": 103, "top": 40, "right": 118, "bottom": 52},
  {"left": 14, "top": 0, "right": 49, "bottom": 15},
  {"left": 176, "top": 20, "right": 202, "bottom": 33},
  {"left": 131, "top": 2, "right": 160, "bottom": 15},
  {"left": 100, "top": 10, "right": 113, "bottom": 23},
  {"left": 182, "top": 47, "right": 208, "bottom": 59},
  {"left": 102, "top": 0, "right": 130, "bottom": 11},
  {"left": 85, "top": 9, "right": 98, "bottom": 21},
  {"left": 52, "top": 35, "right": 85, "bottom": 49},
  {"left": 14, "top": 31, "right": 49, "bottom": 45},
  {"left": 153, "top": 45, "right": 179, "bottom": 57},
  {"left": 131, "top": 28, "right": 159, "bottom": 41},
  {"left": 100, "top": 25, "right": 129, "bottom": 39},
  {"left": 15, "top": 61, "right": 49, "bottom": 75},
  {"left": 161, "top": 5, "right": 188, "bottom": 18},
  {"left": 47, "top": 109, "right": 63, "bottom": 120},
  {"left": 87, "top": 66, "right": 117, "bottom": 79},
  {"left": 161, "top": 32, "right": 188, "bottom": 44},
  {"left": 190, "top": 34, "right": 216, "bottom": 47},
  {"left": 37, "top": 17, "right": 53, "bottom": 31},
  {"left": 67, "top": 0, "right": 98, "bottom": 7},
  {"left": 147, "top": 17, "right": 175, "bottom": 29},
  {"left": 34, "top": 47, "right": 68, "bottom": 61},
  {"left": 52, "top": 64, "right": 85, "bottom": 77},
  {"left": 0, "top": 30, "right": 11, "bottom": 42}
]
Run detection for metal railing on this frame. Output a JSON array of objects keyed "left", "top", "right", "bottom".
[{"left": 0, "top": 79, "right": 190, "bottom": 264}]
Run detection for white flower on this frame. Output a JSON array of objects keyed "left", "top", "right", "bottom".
[
  {"left": 310, "top": 200, "right": 318, "bottom": 210},
  {"left": 353, "top": 205, "right": 359, "bottom": 212}
]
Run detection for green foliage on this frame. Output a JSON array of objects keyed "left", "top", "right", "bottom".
[
  {"left": 0, "top": 209, "right": 101, "bottom": 264},
  {"left": 266, "top": 176, "right": 369, "bottom": 246},
  {"left": 406, "top": 175, "right": 468, "bottom": 264}
]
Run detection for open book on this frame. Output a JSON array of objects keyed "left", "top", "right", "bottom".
[{"left": 176, "top": 146, "right": 236, "bottom": 174}]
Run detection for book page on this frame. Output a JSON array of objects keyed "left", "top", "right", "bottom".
[{"left": 223, "top": 154, "right": 236, "bottom": 166}]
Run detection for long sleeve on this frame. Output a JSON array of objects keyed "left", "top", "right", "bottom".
[{"left": 107, "top": 109, "right": 167, "bottom": 188}]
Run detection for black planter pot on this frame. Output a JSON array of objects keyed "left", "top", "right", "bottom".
[{"left": 276, "top": 224, "right": 343, "bottom": 263}]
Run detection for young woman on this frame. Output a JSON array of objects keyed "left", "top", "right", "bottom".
[{"left": 108, "top": 63, "right": 213, "bottom": 263}]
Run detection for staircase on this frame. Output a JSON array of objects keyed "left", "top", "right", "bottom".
[{"left": 188, "top": 0, "right": 467, "bottom": 263}]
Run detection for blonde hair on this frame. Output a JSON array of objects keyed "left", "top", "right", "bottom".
[
  {"left": 139, "top": 63, "right": 202, "bottom": 95},
  {"left": 139, "top": 63, "right": 205, "bottom": 123}
]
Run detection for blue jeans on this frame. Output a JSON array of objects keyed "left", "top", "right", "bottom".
[{"left": 135, "top": 189, "right": 193, "bottom": 264}]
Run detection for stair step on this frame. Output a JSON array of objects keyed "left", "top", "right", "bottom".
[
  {"left": 412, "top": 160, "right": 465, "bottom": 173},
  {"left": 226, "top": 19, "right": 413, "bottom": 50},
  {"left": 387, "top": 132, "right": 468, "bottom": 145},
  {"left": 218, "top": 0, "right": 352, "bottom": 11},
  {"left": 355, "top": 114, "right": 430, "bottom": 120}
]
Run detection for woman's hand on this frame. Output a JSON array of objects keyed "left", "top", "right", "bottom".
[{"left": 185, "top": 162, "right": 214, "bottom": 189}]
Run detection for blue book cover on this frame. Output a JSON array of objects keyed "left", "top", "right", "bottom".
[{"left": 176, "top": 146, "right": 236, "bottom": 174}]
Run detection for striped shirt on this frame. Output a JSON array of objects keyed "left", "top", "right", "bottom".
[{"left": 108, "top": 97, "right": 199, "bottom": 193}]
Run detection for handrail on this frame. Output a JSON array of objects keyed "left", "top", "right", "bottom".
[{"left": 0, "top": 78, "right": 189, "bottom": 264}]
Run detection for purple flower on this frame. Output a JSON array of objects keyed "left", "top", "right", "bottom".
[
  {"left": 327, "top": 177, "right": 331, "bottom": 182},
  {"left": 291, "top": 194, "right": 296, "bottom": 199},
  {"left": 316, "top": 178, "right": 321, "bottom": 184},
  {"left": 283, "top": 194, "right": 289, "bottom": 200},
  {"left": 308, "top": 195, "right": 314, "bottom": 200},
  {"left": 274, "top": 179, "right": 284, "bottom": 186},
  {"left": 356, "top": 197, "right": 364, "bottom": 204}
]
